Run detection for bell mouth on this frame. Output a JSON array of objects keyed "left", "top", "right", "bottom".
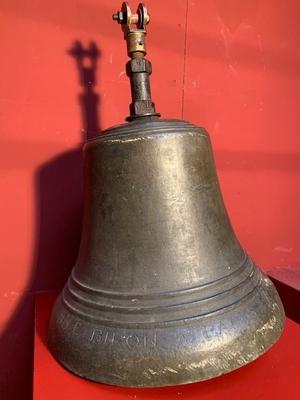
[{"left": 48, "top": 269, "right": 284, "bottom": 387}]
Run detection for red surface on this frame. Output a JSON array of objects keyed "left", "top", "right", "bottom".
[
  {"left": 183, "top": 1, "right": 300, "bottom": 269},
  {"left": 34, "top": 292, "right": 300, "bottom": 400},
  {"left": 1, "top": 1, "right": 300, "bottom": 398}
]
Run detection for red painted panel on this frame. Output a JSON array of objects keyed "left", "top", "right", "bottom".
[
  {"left": 1, "top": 0, "right": 300, "bottom": 398},
  {"left": 183, "top": 0, "right": 300, "bottom": 269},
  {"left": 34, "top": 292, "right": 300, "bottom": 400}
]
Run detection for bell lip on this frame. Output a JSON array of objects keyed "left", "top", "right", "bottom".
[
  {"left": 48, "top": 309, "right": 285, "bottom": 388},
  {"left": 48, "top": 276, "right": 285, "bottom": 388}
]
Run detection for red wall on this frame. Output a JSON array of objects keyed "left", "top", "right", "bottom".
[{"left": 0, "top": 1, "right": 299, "bottom": 398}]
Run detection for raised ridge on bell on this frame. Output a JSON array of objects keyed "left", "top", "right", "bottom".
[
  {"left": 91, "top": 119, "right": 207, "bottom": 141},
  {"left": 62, "top": 255, "right": 263, "bottom": 325}
]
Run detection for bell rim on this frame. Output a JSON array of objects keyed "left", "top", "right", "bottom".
[
  {"left": 48, "top": 276, "right": 285, "bottom": 387},
  {"left": 50, "top": 321, "right": 285, "bottom": 388}
]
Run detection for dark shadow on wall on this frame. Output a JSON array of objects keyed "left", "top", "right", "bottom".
[{"left": 0, "top": 41, "right": 101, "bottom": 400}]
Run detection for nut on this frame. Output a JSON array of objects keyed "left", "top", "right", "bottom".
[
  {"left": 126, "top": 59, "right": 152, "bottom": 74},
  {"left": 130, "top": 100, "right": 155, "bottom": 115}
]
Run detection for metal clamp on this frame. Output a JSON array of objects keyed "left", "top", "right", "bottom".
[{"left": 113, "top": 2, "right": 150, "bottom": 57}]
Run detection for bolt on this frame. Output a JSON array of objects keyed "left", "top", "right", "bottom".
[{"left": 112, "top": 11, "right": 124, "bottom": 24}]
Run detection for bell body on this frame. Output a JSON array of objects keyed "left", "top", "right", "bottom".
[{"left": 48, "top": 119, "right": 284, "bottom": 387}]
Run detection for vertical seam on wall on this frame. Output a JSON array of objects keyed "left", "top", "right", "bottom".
[{"left": 181, "top": 0, "right": 189, "bottom": 119}]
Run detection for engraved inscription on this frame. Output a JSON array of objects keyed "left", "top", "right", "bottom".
[
  {"left": 125, "top": 335, "right": 140, "bottom": 348},
  {"left": 178, "top": 332, "right": 195, "bottom": 345},
  {"left": 89, "top": 330, "right": 157, "bottom": 349},
  {"left": 72, "top": 321, "right": 83, "bottom": 336},
  {"left": 56, "top": 321, "right": 159, "bottom": 349},
  {"left": 89, "top": 329, "right": 103, "bottom": 343},
  {"left": 143, "top": 332, "right": 157, "bottom": 348},
  {"left": 177, "top": 318, "right": 234, "bottom": 347},
  {"left": 57, "top": 311, "right": 237, "bottom": 352},
  {"left": 57, "top": 311, "right": 72, "bottom": 330},
  {"left": 89, "top": 329, "right": 116, "bottom": 345}
]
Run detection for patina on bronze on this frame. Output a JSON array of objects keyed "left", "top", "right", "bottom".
[{"left": 48, "top": 2, "right": 285, "bottom": 387}]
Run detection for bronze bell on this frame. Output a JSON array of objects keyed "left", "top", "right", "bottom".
[{"left": 48, "top": 2, "right": 285, "bottom": 387}]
